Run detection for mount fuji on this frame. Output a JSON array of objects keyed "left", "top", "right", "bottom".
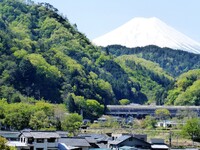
[{"left": 93, "top": 17, "right": 200, "bottom": 54}]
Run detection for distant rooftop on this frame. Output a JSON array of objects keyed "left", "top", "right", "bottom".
[{"left": 21, "top": 131, "right": 60, "bottom": 139}]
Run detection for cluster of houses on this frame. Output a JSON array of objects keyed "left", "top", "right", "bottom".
[{"left": 0, "top": 130, "right": 169, "bottom": 150}]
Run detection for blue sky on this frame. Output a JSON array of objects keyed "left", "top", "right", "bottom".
[{"left": 34, "top": 0, "right": 200, "bottom": 42}]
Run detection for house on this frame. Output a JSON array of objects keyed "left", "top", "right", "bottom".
[
  {"left": 150, "top": 139, "right": 169, "bottom": 150},
  {"left": 108, "top": 135, "right": 151, "bottom": 150},
  {"left": 58, "top": 138, "right": 91, "bottom": 150},
  {"left": 78, "top": 133, "right": 111, "bottom": 148},
  {"left": 8, "top": 131, "right": 60, "bottom": 150},
  {"left": 111, "top": 134, "right": 147, "bottom": 142},
  {"left": 156, "top": 120, "right": 184, "bottom": 128}
]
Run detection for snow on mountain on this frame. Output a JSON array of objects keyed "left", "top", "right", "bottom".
[{"left": 93, "top": 17, "right": 200, "bottom": 54}]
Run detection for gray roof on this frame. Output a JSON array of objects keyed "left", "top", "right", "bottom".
[
  {"left": 0, "top": 131, "right": 20, "bottom": 139},
  {"left": 21, "top": 131, "right": 60, "bottom": 139},
  {"left": 108, "top": 135, "right": 131, "bottom": 145},
  {"left": 85, "top": 137, "right": 97, "bottom": 143},
  {"left": 56, "top": 131, "right": 69, "bottom": 138},
  {"left": 108, "top": 135, "right": 150, "bottom": 146},
  {"left": 150, "top": 138, "right": 165, "bottom": 144},
  {"left": 96, "top": 143, "right": 108, "bottom": 148},
  {"left": 59, "top": 138, "right": 91, "bottom": 147},
  {"left": 78, "top": 133, "right": 108, "bottom": 139},
  {"left": 78, "top": 133, "right": 110, "bottom": 142}
]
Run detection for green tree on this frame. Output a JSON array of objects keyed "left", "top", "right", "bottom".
[
  {"left": 85, "top": 99, "right": 104, "bottom": 119},
  {"left": 182, "top": 118, "right": 200, "bottom": 145},
  {"left": 119, "top": 99, "right": 130, "bottom": 105},
  {"left": 176, "top": 109, "right": 198, "bottom": 120},
  {"left": 53, "top": 104, "right": 67, "bottom": 130},
  {"left": 142, "top": 115, "right": 156, "bottom": 129},
  {"left": 0, "top": 136, "right": 15, "bottom": 150},
  {"left": 4, "top": 103, "right": 34, "bottom": 130},
  {"left": 29, "top": 110, "right": 51, "bottom": 130},
  {"left": 61, "top": 113, "right": 83, "bottom": 136},
  {"left": 155, "top": 108, "right": 170, "bottom": 120}
]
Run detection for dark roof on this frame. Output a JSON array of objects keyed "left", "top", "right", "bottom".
[
  {"left": 85, "top": 137, "right": 97, "bottom": 143},
  {"left": 108, "top": 135, "right": 131, "bottom": 145},
  {"left": 108, "top": 135, "right": 150, "bottom": 146},
  {"left": 96, "top": 143, "right": 108, "bottom": 148},
  {"left": 21, "top": 131, "right": 60, "bottom": 139},
  {"left": 59, "top": 138, "right": 91, "bottom": 147},
  {"left": 78, "top": 133, "right": 110, "bottom": 142}
]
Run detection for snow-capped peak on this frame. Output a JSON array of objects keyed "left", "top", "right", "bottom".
[{"left": 93, "top": 17, "right": 200, "bottom": 54}]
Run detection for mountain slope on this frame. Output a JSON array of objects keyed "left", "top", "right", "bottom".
[
  {"left": 93, "top": 17, "right": 200, "bottom": 54},
  {"left": 166, "top": 69, "right": 200, "bottom": 105},
  {"left": 104, "top": 45, "right": 200, "bottom": 77},
  {"left": 1, "top": 0, "right": 161, "bottom": 107},
  {"left": 115, "top": 55, "right": 173, "bottom": 104}
]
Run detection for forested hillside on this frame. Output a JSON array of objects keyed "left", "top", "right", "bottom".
[
  {"left": 0, "top": 0, "right": 140, "bottom": 106},
  {"left": 166, "top": 69, "right": 200, "bottom": 105},
  {"left": 104, "top": 45, "right": 200, "bottom": 77},
  {"left": 0, "top": 0, "right": 199, "bottom": 118},
  {"left": 0, "top": 0, "right": 170, "bottom": 110},
  {"left": 115, "top": 55, "right": 173, "bottom": 104}
]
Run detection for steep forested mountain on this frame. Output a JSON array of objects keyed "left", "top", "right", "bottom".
[
  {"left": 104, "top": 45, "right": 200, "bottom": 77},
  {"left": 0, "top": 0, "right": 170, "bottom": 109},
  {"left": 0, "top": 0, "right": 138, "bottom": 105},
  {"left": 1, "top": 0, "right": 199, "bottom": 110}
]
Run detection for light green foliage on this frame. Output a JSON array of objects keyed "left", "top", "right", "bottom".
[
  {"left": 13, "top": 49, "right": 28, "bottom": 59},
  {"left": 175, "top": 80, "right": 200, "bottom": 105},
  {"left": 86, "top": 99, "right": 104, "bottom": 118},
  {"left": 0, "top": 0, "right": 168, "bottom": 110},
  {"left": 27, "top": 54, "right": 61, "bottom": 79},
  {"left": 166, "top": 69, "right": 200, "bottom": 105},
  {"left": 40, "top": 17, "right": 60, "bottom": 38},
  {"left": 142, "top": 115, "right": 157, "bottom": 129},
  {"left": 182, "top": 118, "right": 200, "bottom": 142},
  {"left": 97, "top": 79, "right": 114, "bottom": 101},
  {"left": 4, "top": 103, "right": 35, "bottom": 130},
  {"left": 119, "top": 99, "right": 130, "bottom": 105},
  {"left": 0, "top": 137, "right": 12, "bottom": 150},
  {"left": 35, "top": 101, "right": 54, "bottom": 116},
  {"left": 52, "top": 48, "right": 84, "bottom": 75},
  {"left": 117, "top": 55, "right": 173, "bottom": 80},
  {"left": 29, "top": 110, "right": 51, "bottom": 130},
  {"left": 95, "top": 54, "right": 110, "bottom": 66},
  {"left": 0, "top": 99, "right": 68, "bottom": 130},
  {"left": 115, "top": 55, "right": 172, "bottom": 104},
  {"left": 2, "top": 0, "right": 200, "bottom": 124},
  {"left": 165, "top": 88, "right": 181, "bottom": 105},
  {"left": 155, "top": 108, "right": 170, "bottom": 120},
  {"left": 73, "top": 95, "right": 86, "bottom": 109},
  {"left": 61, "top": 113, "right": 83, "bottom": 136},
  {"left": 105, "top": 45, "right": 200, "bottom": 77}
]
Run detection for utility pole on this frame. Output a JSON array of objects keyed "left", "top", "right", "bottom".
[{"left": 169, "top": 130, "right": 172, "bottom": 148}]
